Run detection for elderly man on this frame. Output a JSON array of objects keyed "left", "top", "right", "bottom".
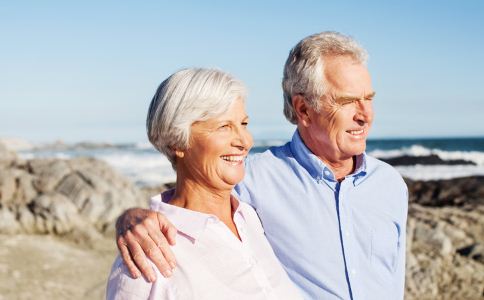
[{"left": 116, "top": 31, "right": 408, "bottom": 299}]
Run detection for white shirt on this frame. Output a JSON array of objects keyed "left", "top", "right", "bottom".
[{"left": 106, "top": 190, "right": 302, "bottom": 300}]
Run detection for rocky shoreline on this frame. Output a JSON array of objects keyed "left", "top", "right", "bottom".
[{"left": 0, "top": 144, "right": 483, "bottom": 299}]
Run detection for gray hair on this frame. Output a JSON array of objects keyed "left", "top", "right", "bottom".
[
  {"left": 147, "top": 68, "right": 247, "bottom": 169},
  {"left": 282, "top": 31, "right": 369, "bottom": 124}
]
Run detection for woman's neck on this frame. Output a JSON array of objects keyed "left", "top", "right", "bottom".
[{"left": 169, "top": 177, "right": 240, "bottom": 240}]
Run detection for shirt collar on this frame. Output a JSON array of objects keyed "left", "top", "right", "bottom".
[
  {"left": 289, "top": 130, "right": 368, "bottom": 186},
  {"left": 149, "top": 189, "right": 247, "bottom": 242}
]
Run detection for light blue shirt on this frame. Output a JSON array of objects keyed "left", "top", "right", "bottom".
[{"left": 235, "top": 131, "right": 408, "bottom": 300}]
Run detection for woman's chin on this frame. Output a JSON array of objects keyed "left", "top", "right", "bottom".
[{"left": 219, "top": 172, "right": 245, "bottom": 188}]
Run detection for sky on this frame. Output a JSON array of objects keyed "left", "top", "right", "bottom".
[{"left": 1, "top": 0, "right": 483, "bottom": 143}]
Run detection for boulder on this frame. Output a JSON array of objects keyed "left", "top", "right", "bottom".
[{"left": 0, "top": 152, "right": 147, "bottom": 240}]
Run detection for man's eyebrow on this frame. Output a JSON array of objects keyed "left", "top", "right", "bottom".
[{"left": 334, "top": 91, "right": 376, "bottom": 102}]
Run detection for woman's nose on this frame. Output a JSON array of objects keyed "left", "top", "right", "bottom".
[{"left": 233, "top": 127, "right": 253, "bottom": 151}]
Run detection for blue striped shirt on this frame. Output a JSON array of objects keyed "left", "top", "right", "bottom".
[{"left": 235, "top": 131, "right": 408, "bottom": 300}]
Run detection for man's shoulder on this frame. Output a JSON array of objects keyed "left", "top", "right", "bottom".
[
  {"left": 366, "top": 155, "right": 408, "bottom": 197},
  {"left": 366, "top": 155, "right": 405, "bottom": 182},
  {"left": 238, "top": 143, "right": 298, "bottom": 196},
  {"left": 244, "top": 143, "right": 296, "bottom": 178},
  {"left": 246, "top": 143, "right": 292, "bottom": 164}
]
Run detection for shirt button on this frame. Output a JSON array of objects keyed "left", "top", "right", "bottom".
[
  {"left": 345, "top": 231, "right": 350, "bottom": 237},
  {"left": 351, "top": 269, "right": 357, "bottom": 276}
]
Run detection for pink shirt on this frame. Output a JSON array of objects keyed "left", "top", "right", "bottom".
[{"left": 106, "top": 190, "right": 302, "bottom": 300}]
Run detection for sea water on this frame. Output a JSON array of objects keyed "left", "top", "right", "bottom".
[{"left": 17, "top": 137, "right": 484, "bottom": 186}]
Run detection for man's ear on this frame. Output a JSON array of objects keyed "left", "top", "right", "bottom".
[{"left": 292, "top": 95, "right": 312, "bottom": 127}]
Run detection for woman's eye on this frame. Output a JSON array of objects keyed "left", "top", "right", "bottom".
[
  {"left": 218, "top": 124, "right": 230, "bottom": 130},
  {"left": 241, "top": 122, "right": 248, "bottom": 127}
]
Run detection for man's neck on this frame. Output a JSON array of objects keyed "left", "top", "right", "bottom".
[
  {"left": 297, "top": 129, "right": 357, "bottom": 181},
  {"left": 319, "top": 156, "right": 356, "bottom": 182}
]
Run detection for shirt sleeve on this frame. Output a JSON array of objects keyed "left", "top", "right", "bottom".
[
  {"left": 106, "top": 256, "right": 170, "bottom": 300},
  {"left": 395, "top": 184, "right": 409, "bottom": 299}
]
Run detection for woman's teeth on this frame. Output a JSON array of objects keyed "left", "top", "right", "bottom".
[
  {"left": 348, "top": 129, "right": 364, "bottom": 135},
  {"left": 221, "top": 155, "right": 243, "bottom": 163}
]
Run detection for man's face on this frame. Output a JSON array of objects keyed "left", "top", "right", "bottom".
[{"left": 300, "top": 55, "right": 374, "bottom": 163}]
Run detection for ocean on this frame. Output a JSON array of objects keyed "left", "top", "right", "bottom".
[{"left": 16, "top": 137, "right": 484, "bottom": 187}]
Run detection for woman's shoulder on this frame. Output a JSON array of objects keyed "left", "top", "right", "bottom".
[
  {"left": 237, "top": 201, "right": 265, "bottom": 233},
  {"left": 106, "top": 256, "right": 172, "bottom": 299}
]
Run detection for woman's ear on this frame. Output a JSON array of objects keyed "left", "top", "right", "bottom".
[{"left": 174, "top": 149, "right": 185, "bottom": 158}]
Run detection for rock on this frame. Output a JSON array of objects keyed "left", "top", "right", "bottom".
[
  {"left": 457, "top": 243, "right": 484, "bottom": 264},
  {"left": 405, "top": 176, "right": 484, "bottom": 208},
  {"left": 29, "top": 159, "right": 71, "bottom": 193},
  {"left": 0, "top": 143, "right": 18, "bottom": 164},
  {"left": 17, "top": 206, "right": 35, "bottom": 234},
  {"left": 0, "top": 208, "right": 20, "bottom": 234},
  {"left": 381, "top": 154, "right": 475, "bottom": 166},
  {"left": 406, "top": 203, "right": 484, "bottom": 299},
  {"left": 0, "top": 149, "right": 147, "bottom": 241},
  {"left": 14, "top": 170, "right": 38, "bottom": 205},
  {"left": 55, "top": 172, "right": 94, "bottom": 210},
  {"left": 31, "top": 193, "right": 81, "bottom": 234},
  {"left": 0, "top": 169, "right": 16, "bottom": 204}
]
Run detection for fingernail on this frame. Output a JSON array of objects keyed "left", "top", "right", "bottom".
[
  {"left": 169, "top": 261, "right": 176, "bottom": 269},
  {"left": 149, "top": 274, "right": 156, "bottom": 282},
  {"left": 133, "top": 271, "right": 140, "bottom": 278},
  {"left": 162, "top": 269, "right": 173, "bottom": 277}
]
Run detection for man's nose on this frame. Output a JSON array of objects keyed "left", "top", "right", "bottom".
[{"left": 354, "top": 99, "right": 373, "bottom": 124}]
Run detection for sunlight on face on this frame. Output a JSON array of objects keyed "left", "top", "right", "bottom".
[
  {"left": 180, "top": 98, "right": 253, "bottom": 191},
  {"left": 304, "top": 55, "right": 374, "bottom": 163}
]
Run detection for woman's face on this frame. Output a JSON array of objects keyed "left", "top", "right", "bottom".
[{"left": 179, "top": 98, "right": 253, "bottom": 191}]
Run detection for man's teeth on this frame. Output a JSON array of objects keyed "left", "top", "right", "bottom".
[
  {"left": 221, "top": 155, "right": 243, "bottom": 162},
  {"left": 348, "top": 129, "right": 364, "bottom": 135}
]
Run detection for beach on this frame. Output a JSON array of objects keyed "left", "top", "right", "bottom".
[{"left": 0, "top": 138, "right": 483, "bottom": 299}]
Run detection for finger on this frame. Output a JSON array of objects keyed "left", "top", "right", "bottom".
[
  {"left": 125, "top": 230, "right": 157, "bottom": 282},
  {"left": 157, "top": 213, "right": 178, "bottom": 246},
  {"left": 117, "top": 235, "right": 141, "bottom": 279},
  {"left": 132, "top": 220, "right": 174, "bottom": 278},
  {"left": 147, "top": 228, "right": 177, "bottom": 272}
]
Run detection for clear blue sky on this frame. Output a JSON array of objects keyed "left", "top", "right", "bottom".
[{"left": 1, "top": 0, "right": 483, "bottom": 143}]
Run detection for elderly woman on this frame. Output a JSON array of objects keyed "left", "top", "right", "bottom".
[{"left": 106, "top": 68, "right": 302, "bottom": 299}]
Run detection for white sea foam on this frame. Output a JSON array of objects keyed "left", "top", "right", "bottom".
[
  {"left": 18, "top": 149, "right": 176, "bottom": 186},
  {"left": 134, "top": 141, "right": 153, "bottom": 150},
  {"left": 17, "top": 142, "right": 484, "bottom": 184},
  {"left": 97, "top": 152, "right": 175, "bottom": 186},
  {"left": 395, "top": 165, "right": 484, "bottom": 181},
  {"left": 369, "top": 145, "right": 484, "bottom": 166}
]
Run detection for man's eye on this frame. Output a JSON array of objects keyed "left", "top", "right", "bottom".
[
  {"left": 340, "top": 99, "right": 355, "bottom": 106},
  {"left": 218, "top": 124, "right": 230, "bottom": 130},
  {"left": 241, "top": 122, "right": 249, "bottom": 127}
]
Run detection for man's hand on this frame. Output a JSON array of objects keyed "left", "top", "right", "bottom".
[{"left": 116, "top": 207, "right": 178, "bottom": 282}]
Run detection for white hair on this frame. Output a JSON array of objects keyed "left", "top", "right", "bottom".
[
  {"left": 282, "top": 31, "right": 369, "bottom": 124},
  {"left": 147, "top": 68, "right": 247, "bottom": 169}
]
